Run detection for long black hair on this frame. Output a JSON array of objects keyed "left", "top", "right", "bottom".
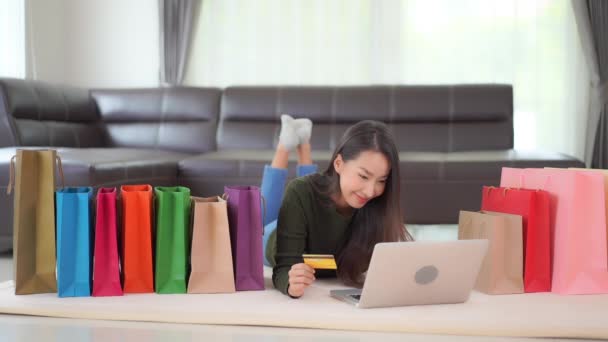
[{"left": 310, "top": 120, "right": 413, "bottom": 287}]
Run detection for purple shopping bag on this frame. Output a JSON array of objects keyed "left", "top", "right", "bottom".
[{"left": 224, "top": 186, "right": 265, "bottom": 291}]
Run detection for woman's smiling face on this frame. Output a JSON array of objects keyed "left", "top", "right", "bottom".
[{"left": 332, "top": 150, "right": 390, "bottom": 210}]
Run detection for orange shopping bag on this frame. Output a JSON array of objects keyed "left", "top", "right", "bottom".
[{"left": 120, "top": 184, "right": 154, "bottom": 293}]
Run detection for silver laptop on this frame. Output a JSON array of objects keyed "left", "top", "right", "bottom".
[{"left": 330, "top": 239, "right": 488, "bottom": 309}]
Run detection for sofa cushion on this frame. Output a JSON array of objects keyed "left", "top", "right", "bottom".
[
  {"left": 0, "top": 147, "right": 191, "bottom": 187},
  {"left": 93, "top": 87, "right": 222, "bottom": 154},
  {"left": 0, "top": 78, "right": 104, "bottom": 148},
  {"left": 57, "top": 148, "right": 191, "bottom": 186},
  {"left": 218, "top": 85, "right": 513, "bottom": 152}
]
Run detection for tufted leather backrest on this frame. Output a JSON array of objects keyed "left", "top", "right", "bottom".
[
  {"left": 0, "top": 79, "right": 513, "bottom": 154},
  {"left": 0, "top": 78, "right": 104, "bottom": 147},
  {"left": 92, "top": 87, "right": 221, "bottom": 153},
  {"left": 218, "top": 85, "right": 513, "bottom": 152}
]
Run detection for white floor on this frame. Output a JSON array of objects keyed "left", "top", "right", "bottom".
[
  {"left": 0, "top": 251, "right": 10, "bottom": 283},
  {"left": 0, "top": 226, "right": 593, "bottom": 342}
]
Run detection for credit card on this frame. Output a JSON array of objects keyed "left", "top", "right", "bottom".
[{"left": 302, "top": 254, "right": 337, "bottom": 270}]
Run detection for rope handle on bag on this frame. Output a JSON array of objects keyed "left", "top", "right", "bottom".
[
  {"left": 539, "top": 175, "right": 551, "bottom": 192},
  {"left": 261, "top": 195, "right": 267, "bottom": 231},
  {"left": 519, "top": 170, "right": 551, "bottom": 192},
  {"left": 483, "top": 185, "right": 512, "bottom": 198},
  {"left": 484, "top": 170, "right": 551, "bottom": 199},
  {"left": 519, "top": 174, "right": 524, "bottom": 189},
  {"left": 56, "top": 155, "right": 65, "bottom": 189},
  {"left": 486, "top": 174, "right": 524, "bottom": 195},
  {"left": 6, "top": 154, "right": 65, "bottom": 195},
  {"left": 6, "top": 156, "right": 16, "bottom": 195},
  {"left": 518, "top": 172, "right": 550, "bottom": 191}
]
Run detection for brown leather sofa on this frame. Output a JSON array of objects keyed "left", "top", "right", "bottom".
[{"left": 0, "top": 78, "right": 584, "bottom": 251}]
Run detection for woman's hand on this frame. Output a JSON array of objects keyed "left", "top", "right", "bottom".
[{"left": 287, "top": 263, "right": 316, "bottom": 298}]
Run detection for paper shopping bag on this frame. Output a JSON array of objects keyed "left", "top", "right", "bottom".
[
  {"left": 120, "top": 184, "right": 154, "bottom": 293},
  {"left": 56, "top": 187, "right": 94, "bottom": 297},
  {"left": 188, "top": 196, "right": 235, "bottom": 294},
  {"left": 481, "top": 186, "right": 551, "bottom": 292},
  {"left": 92, "top": 187, "right": 123, "bottom": 297},
  {"left": 501, "top": 167, "right": 608, "bottom": 294},
  {"left": 224, "top": 186, "right": 264, "bottom": 291},
  {"left": 8, "top": 149, "right": 64, "bottom": 295},
  {"left": 154, "top": 186, "right": 191, "bottom": 294},
  {"left": 458, "top": 210, "right": 524, "bottom": 294}
]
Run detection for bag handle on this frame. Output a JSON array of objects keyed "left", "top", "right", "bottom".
[
  {"left": 483, "top": 186, "right": 511, "bottom": 198},
  {"left": 56, "top": 155, "right": 65, "bottom": 189},
  {"left": 538, "top": 175, "right": 551, "bottom": 191},
  {"left": 7, "top": 153, "right": 66, "bottom": 195},
  {"left": 518, "top": 174, "right": 524, "bottom": 189},
  {"left": 519, "top": 171, "right": 551, "bottom": 191},
  {"left": 6, "top": 155, "right": 16, "bottom": 195},
  {"left": 261, "top": 195, "right": 267, "bottom": 228}
]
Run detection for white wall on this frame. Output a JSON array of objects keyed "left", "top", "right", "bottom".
[{"left": 27, "top": 0, "right": 159, "bottom": 88}]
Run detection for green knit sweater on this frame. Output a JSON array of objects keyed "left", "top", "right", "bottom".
[{"left": 265, "top": 175, "right": 353, "bottom": 296}]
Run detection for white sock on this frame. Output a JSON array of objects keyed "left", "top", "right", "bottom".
[
  {"left": 278, "top": 114, "right": 299, "bottom": 150},
  {"left": 294, "top": 118, "right": 313, "bottom": 145}
]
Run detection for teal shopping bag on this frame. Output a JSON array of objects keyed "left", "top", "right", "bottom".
[{"left": 56, "top": 187, "right": 93, "bottom": 298}]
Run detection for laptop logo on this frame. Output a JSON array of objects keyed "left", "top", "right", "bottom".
[{"left": 415, "top": 265, "right": 438, "bottom": 285}]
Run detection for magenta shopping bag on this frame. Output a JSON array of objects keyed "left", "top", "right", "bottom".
[
  {"left": 224, "top": 186, "right": 264, "bottom": 291},
  {"left": 501, "top": 167, "right": 608, "bottom": 294},
  {"left": 92, "top": 187, "right": 123, "bottom": 297}
]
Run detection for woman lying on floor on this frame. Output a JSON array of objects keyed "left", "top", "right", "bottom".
[{"left": 261, "top": 115, "right": 413, "bottom": 298}]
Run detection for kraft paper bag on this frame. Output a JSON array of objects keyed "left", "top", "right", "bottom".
[
  {"left": 188, "top": 196, "right": 235, "bottom": 294},
  {"left": 8, "top": 149, "right": 64, "bottom": 295},
  {"left": 458, "top": 210, "right": 524, "bottom": 295}
]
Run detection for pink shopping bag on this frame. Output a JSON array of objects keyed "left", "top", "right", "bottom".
[
  {"left": 501, "top": 167, "right": 608, "bottom": 294},
  {"left": 92, "top": 187, "right": 123, "bottom": 296}
]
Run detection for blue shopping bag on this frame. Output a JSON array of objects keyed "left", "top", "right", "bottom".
[{"left": 56, "top": 187, "right": 94, "bottom": 298}]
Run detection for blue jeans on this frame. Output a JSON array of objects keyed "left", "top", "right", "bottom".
[{"left": 261, "top": 164, "right": 317, "bottom": 266}]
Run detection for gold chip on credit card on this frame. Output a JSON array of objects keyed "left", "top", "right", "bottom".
[{"left": 302, "top": 254, "right": 337, "bottom": 270}]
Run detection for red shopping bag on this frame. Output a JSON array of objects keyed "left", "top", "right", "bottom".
[{"left": 481, "top": 186, "right": 551, "bottom": 292}]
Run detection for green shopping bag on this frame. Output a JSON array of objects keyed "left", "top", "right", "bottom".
[{"left": 154, "top": 186, "right": 191, "bottom": 294}]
